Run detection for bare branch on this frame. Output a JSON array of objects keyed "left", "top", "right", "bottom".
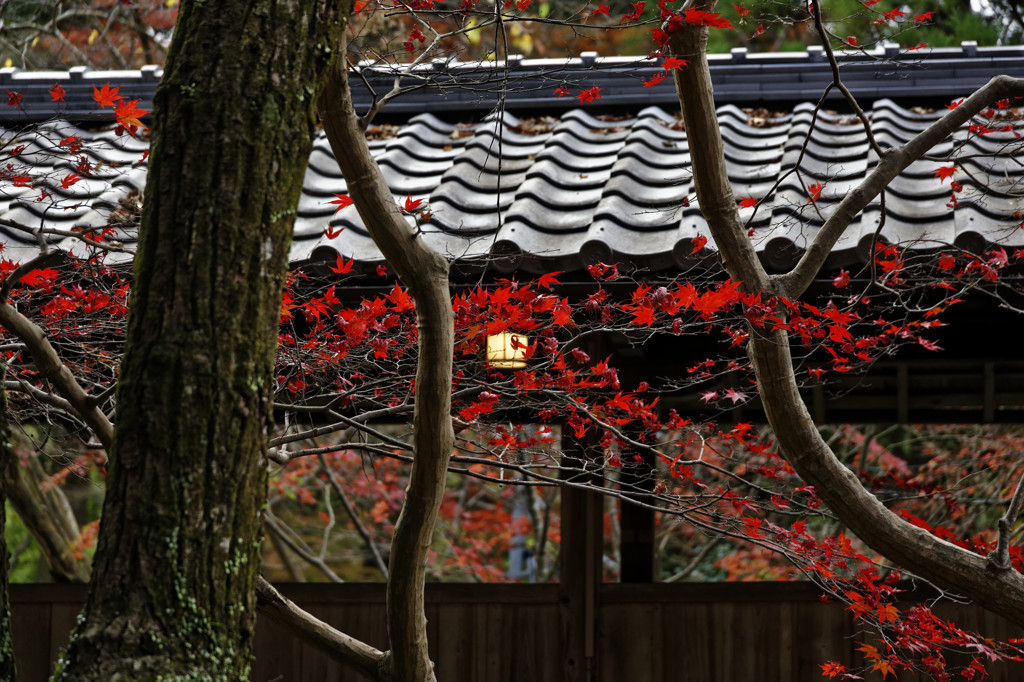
[
  {"left": 264, "top": 512, "right": 345, "bottom": 583},
  {"left": 320, "top": 454, "right": 390, "bottom": 580},
  {"left": 255, "top": 576, "right": 384, "bottom": 681},
  {"left": 0, "top": 301, "right": 114, "bottom": 450},
  {"left": 809, "top": 2, "right": 884, "bottom": 157}
]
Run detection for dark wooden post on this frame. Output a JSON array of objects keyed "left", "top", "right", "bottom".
[
  {"left": 559, "top": 428, "right": 603, "bottom": 682},
  {"left": 619, "top": 446, "right": 655, "bottom": 583}
]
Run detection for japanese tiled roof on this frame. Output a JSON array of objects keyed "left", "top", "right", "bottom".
[{"left": 2, "top": 44, "right": 1023, "bottom": 276}]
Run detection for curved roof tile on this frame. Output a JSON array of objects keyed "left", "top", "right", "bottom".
[{"left": 2, "top": 97, "right": 1022, "bottom": 275}]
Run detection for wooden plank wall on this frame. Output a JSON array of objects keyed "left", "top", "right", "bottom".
[{"left": 10, "top": 583, "right": 1023, "bottom": 681}]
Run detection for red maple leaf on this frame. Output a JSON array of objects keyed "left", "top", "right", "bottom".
[
  {"left": 829, "top": 325, "right": 853, "bottom": 344},
  {"left": 845, "top": 36, "right": 859, "bottom": 46},
  {"left": 914, "top": 11, "right": 933, "bottom": 21},
  {"left": 330, "top": 255, "right": 354, "bottom": 274},
  {"left": 819, "top": 662, "right": 847, "bottom": 678},
  {"left": 881, "top": 7, "right": 906, "bottom": 21},
  {"left": 5, "top": 90, "right": 21, "bottom": 107},
  {"left": 19, "top": 267, "right": 60, "bottom": 291},
  {"left": 933, "top": 166, "right": 957, "bottom": 183},
  {"left": 629, "top": 306, "right": 656, "bottom": 326},
  {"left": 832, "top": 269, "right": 850, "bottom": 288},
  {"left": 683, "top": 7, "right": 734, "bottom": 28},
  {"left": 586, "top": 262, "right": 618, "bottom": 280},
  {"left": 807, "top": 182, "right": 823, "bottom": 203},
  {"left": 324, "top": 225, "right": 344, "bottom": 239},
  {"left": 59, "top": 135, "right": 82, "bottom": 153},
  {"left": 554, "top": 86, "right": 570, "bottom": 98},
  {"left": 537, "top": 271, "right": 563, "bottom": 290},
  {"left": 592, "top": 1, "right": 610, "bottom": 15},
  {"left": 577, "top": 86, "right": 604, "bottom": 104},
  {"left": 552, "top": 303, "right": 573, "bottom": 326},
  {"left": 92, "top": 83, "right": 122, "bottom": 109},
  {"left": 329, "top": 193, "right": 354, "bottom": 212},
  {"left": 689, "top": 234, "right": 708, "bottom": 255},
  {"left": 49, "top": 84, "right": 66, "bottom": 102},
  {"left": 620, "top": 0, "right": 644, "bottom": 21},
  {"left": 60, "top": 173, "right": 81, "bottom": 189},
  {"left": 662, "top": 56, "right": 688, "bottom": 71},
  {"left": 751, "top": 23, "right": 765, "bottom": 37},
  {"left": 733, "top": 3, "right": 749, "bottom": 16},
  {"left": 738, "top": 196, "right": 758, "bottom": 208},
  {"left": 403, "top": 195, "right": 424, "bottom": 213},
  {"left": 643, "top": 72, "right": 666, "bottom": 88},
  {"left": 114, "top": 99, "right": 148, "bottom": 130},
  {"left": 388, "top": 283, "right": 415, "bottom": 312}
]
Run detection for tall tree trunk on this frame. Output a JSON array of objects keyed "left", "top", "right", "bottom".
[
  {"left": 53, "top": 0, "right": 345, "bottom": 678},
  {"left": 0, "top": 367, "right": 18, "bottom": 682}
]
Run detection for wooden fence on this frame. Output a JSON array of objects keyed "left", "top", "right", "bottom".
[{"left": 10, "top": 582, "right": 1023, "bottom": 681}]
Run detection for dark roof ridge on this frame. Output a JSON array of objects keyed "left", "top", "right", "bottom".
[{"left": 2, "top": 42, "right": 1023, "bottom": 121}]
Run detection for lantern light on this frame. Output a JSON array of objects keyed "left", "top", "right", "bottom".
[{"left": 486, "top": 332, "right": 528, "bottom": 370}]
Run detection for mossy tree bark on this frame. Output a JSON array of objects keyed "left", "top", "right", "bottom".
[
  {"left": 53, "top": 0, "right": 345, "bottom": 678},
  {"left": 0, "top": 367, "right": 18, "bottom": 682}
]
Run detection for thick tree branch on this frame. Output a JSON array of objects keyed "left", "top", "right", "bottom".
[
  {"left": 667, "top": 5, "right": 770, "bottom": 294},
  {"left": 4, "top": 379, "right": 75, "bottom": 415},
  {"left": 318, "top": 28, "right": 454, "bottom": 682},
  {"left": 673, "top": 6, "right": 1024, "bottom": 629},
  {"left": 780, "top": 74, "right": 1024, "bottom": 298},
  {"left": 255, "top": 576, "right": 384, "bottom": 681},
  {"left": 989, "top": 470, "right": 1024, "bottom": 571},
  {"left": 749, "top": 327, "right": 1024, "bottom": 627},
  {"left": 0, "top": 302, "right": 114, "bottom": 450}
]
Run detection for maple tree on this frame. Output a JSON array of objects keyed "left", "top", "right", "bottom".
[{"left": 3, "top": 0, "right": 1024, "bottom": 680}]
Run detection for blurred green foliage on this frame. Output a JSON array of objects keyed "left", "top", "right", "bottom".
[{"left": 4, "top": 502, "right": 44, "bottom": 583}]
